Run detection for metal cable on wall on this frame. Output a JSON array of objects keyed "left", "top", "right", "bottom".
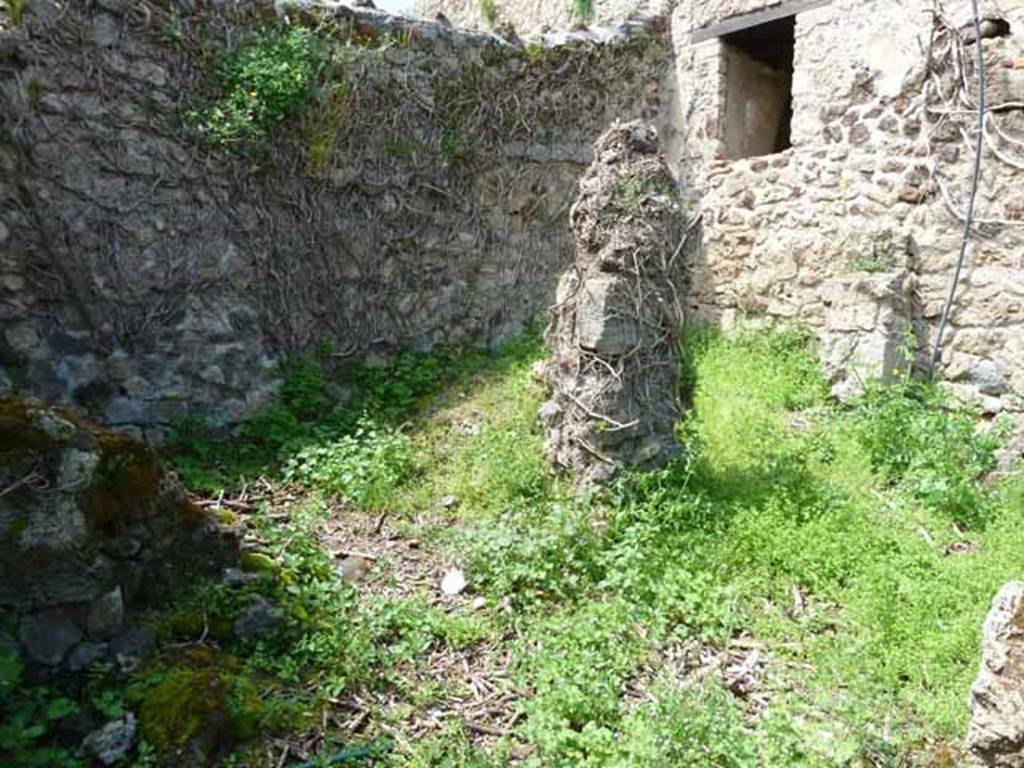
[{"left": 928, "top": 0, "right": 987, "bottom": 379}]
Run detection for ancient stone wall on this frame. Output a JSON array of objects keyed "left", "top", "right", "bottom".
[
  {"left": 416, "top": 0, "right": 671, "bottom": 33},
  {"left": 0, "top": 397, "right": 238, "bottom": 671},
  {"left": 0, "top": 0, "right": 666, "bottom": 437},
  {"left": 679, "top": 0, "right": 1024, "bottom": 408},
  {"left": 433, "top": 0, "right": 1024, "bottom": 411}
]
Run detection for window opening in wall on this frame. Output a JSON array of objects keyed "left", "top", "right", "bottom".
[{"left": 721, "top": 15, "right": 795, "bottom": 159}]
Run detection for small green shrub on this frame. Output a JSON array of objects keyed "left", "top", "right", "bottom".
[
  {"left": 2, "top": 0, "right": 25, "bottom": 26},
  {"left": 479, "top": 0, "right": 499, "bottom": 28},
  {"left": 190, "top": 26, "right": 321, "bottom": 146},
  {"left": 570, "top": 0, "right": 595, "bottom": 25},
  {"left": 283, "top": 417, "right": 412, "bottom": 508},
  {"left": 278, "top": 357, "right": 331, "bottom": 420},
  {"left": 0, "top": 648, "right": 78, "bottom": 767},
  {"left": 848, "top": 378, "right": 1007, "bottom": 526}
]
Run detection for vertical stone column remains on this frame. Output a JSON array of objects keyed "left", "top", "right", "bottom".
[
  {"left": 540, "top": 121, "right": 689, "bottom": 485},
  {"left": 967, "top": 581, "right": 1024, "bottom": 767}
]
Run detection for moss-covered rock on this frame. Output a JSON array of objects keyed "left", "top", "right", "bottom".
[
  {"left": 0, "top": 397, "right": 239, "bottom": 668},
  {"left": 133, "top": 647, "right": 261, "bottom": 767}
]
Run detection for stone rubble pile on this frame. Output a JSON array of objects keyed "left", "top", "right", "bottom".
[
  {"left": 540, "top": 121, "right": 689, "bottom": 484},
  {"left": 0, "top": 397, "right": 239, "bottom": 671}
]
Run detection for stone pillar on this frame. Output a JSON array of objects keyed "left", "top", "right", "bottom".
[
  {"left": 540, "top": 121, "right": 689, "bottom": 485},
  {"left": 967, "top": 581, "right": 1024, "bottom": 767}
]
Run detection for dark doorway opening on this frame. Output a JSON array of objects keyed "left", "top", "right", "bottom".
[{"left": 721, "top": 15, "right": 795, "bottom": 159}]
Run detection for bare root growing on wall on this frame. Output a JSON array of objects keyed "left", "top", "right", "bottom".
[{"left": 540, "top": 120, "right": 690, "bottom": 485}]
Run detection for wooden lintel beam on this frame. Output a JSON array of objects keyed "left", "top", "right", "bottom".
[{"left": 689, "top": 0, "right": 832, "bottom": 43}]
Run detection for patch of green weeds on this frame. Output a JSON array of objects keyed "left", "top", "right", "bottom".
[
  {"left": 1, "top": 0, "right": 25, "bottom": 26},
  {"left": 0, "top": 646, "right": 78, "bottom": 767},
  {"left": 303, "top": 80, "right": 352, "bottom": 178},
  {"left": 283, "top": 417, "right": 412, "bottom": 509},
  {"left": 168, "top": 331, "right": 543, "bottom": 497},
  {"left": 523, "top": 41, "right": 546, "bottom": 65},
  {"left": 189, "top": 25, "right": 322, "bottom": 146},
  {"left": 479, "top": 0, "right": 499, "bottom": 29},
  {"left": 464, "top": 500, "right": 604, "bottom": 610},
  {"left": 614, "top": 681, "right": 757, "bottom": 766},
  {"left": 613, "top": 173, "right": 676, "bottom": 215},
  {"left": 154, "top": 321, "right": 1020, "bottom": 764},
  {"left": 570, "top": 0, "right": 596, "bottom": 25},
  {"left": 515, "top": 600, "right": 651, "bottom": 763},
  {"left": 849, "top": 377, "right": 1008, "bottom": 527}
]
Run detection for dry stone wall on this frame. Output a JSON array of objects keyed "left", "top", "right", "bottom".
[
  {"left": 0, "top": 0, "right": 666, "bottom": 436},
  {"left": 0, "top": 397, "right": 239, "bottom": 671},
  {"left": 416, "top": 0, "right": 671, "bottom": 33}
]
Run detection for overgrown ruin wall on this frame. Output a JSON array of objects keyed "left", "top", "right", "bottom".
[
  {"left": 0, "top": 0, "right": 665, "bottom": 437},
  {"left": 436, "top": 0, "right": 1024, "bottom": 412},
  {"left": 5, "top": 0, "right": 1024, "bottom": 435}
]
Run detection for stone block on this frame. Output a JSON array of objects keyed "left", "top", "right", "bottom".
[
  {"left": 820, "top": 271, "right": 917, "bottom": 400},
  {"left": 18, "top": 611, "right": 82, "bottom": 666},
  {"left": 967, "top": 582, "right": 1024, "bottom": 767},
  {"left": 575, "top": 275, "right": 643, "bottom": 356}
]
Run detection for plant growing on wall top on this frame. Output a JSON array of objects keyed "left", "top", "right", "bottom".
[
  {"left": 570, "top": 0, "right": 595, "bottom": 25},
  {"left": 1, "top": 0, "right": 25, "bottom": 26},
  {"left": 479, "top": 0, "right": 500, "bottom": 29},
  {"left": 189, "top": 26, "right": 322, "bottom": 146}
]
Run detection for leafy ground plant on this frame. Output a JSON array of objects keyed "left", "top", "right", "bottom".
[{"left": 10, "top": 325, "right": 1023, "bottom": 766}]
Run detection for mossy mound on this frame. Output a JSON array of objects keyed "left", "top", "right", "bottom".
[{"left": 134, "top": 647, "right": 261, "bottom": 766}]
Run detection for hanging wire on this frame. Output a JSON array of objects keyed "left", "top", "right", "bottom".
[{"left": 928, "top": 0, "right": 987, "bottom": 379}]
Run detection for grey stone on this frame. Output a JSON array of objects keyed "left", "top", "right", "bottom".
[
  {"left": 89, "top": 14, "right": 121, "bottom": 48},
  {"left": 233, "top": 597, "right": 284, "bottom": 640},
  {"left": 18, "top": 611, "right": 82, "bottom": 666},
  {"left": 575, "top": 276, "right": 643, "bottom": 356},
  {"left": 967, "top": 582, "right": 1024, "bottom": 767},
  {"left": 973, "top": 359, "right": 1007, "bottom": 397},
  {"left": 336, "top": 555, "right": 372, "bottom": 582},
  {"left": 50, "top": 332, "right": 93, "bottom": 355},
  {"left": 67, "top": 641, "right": 109, "bottom": 672},
  {"left": 538, "top": 399, "right": 562, "bottom": 425},
  {"left": 108, "top": 626, "right": 156, "bottom": 658},
  {"left": 222, "top": 567, "right": 260, "bottom": 588},
  {"left": 103, "top": 396, "right": 145, "bottom": 425},
  {"left": 104, "top": 536, "right": 143, "bottom": 559},
  {"left": 82, "top": 713, "right": 137, "bottom": 766},
  {"left": 4, "top": 324, "right": 41, "bottom": 356},
  {"left": 87, "top": 587, "right": 125, "bottom": 640},
  {"left": 58, "top": 447, "right": 101, "bottom": 490}
]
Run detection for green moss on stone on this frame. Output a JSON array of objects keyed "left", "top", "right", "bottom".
[
  {"left": 239, "top": 552, "right": 278, "bottom": 574},
  {"left": 136, "top": 647, "right": 261, "bottom": 763}
]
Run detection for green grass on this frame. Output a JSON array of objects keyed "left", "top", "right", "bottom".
[
  {"left": 10, "top": 324, "right": 1022, "bottom": 766},
  {"left": 389, "top": 324, "right": 1019, "bottom": 765}
]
